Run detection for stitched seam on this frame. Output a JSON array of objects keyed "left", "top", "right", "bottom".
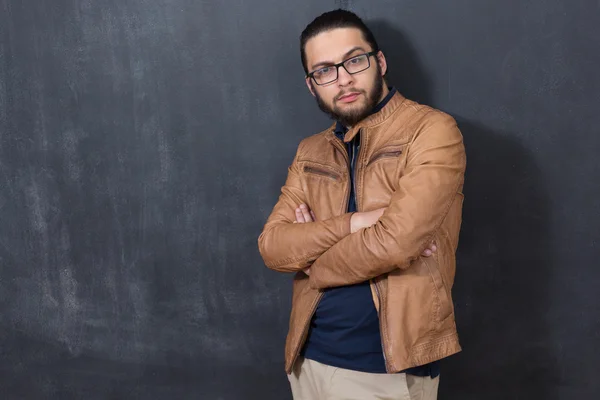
[
  {"left": 265, "top": 249, "right": 326, "bottom": 268},
  {"left": 409, "top": 340, "right": 460, "bottom": 367},
  {"left": 362, "top": 95, "right": 408, "bottom": 127},
  {"left": 368, "top": 99, "right": 430, "bottom": 130},
  {"left": 412, "top": 332, "right": 458, "bottom": 353}
]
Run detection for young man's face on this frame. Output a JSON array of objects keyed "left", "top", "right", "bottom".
[{"left": 304, "top": 27, "right": 388, "bottom": 127}]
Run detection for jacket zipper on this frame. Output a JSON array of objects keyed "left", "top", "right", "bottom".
[
  {"left": 366, "top": 149, "right": 403, "bottom": 167},
  {"left": 289, "top": 136, "right": 351, "bottom": 370},
  {"left": 374, "top": 279, "right": 390, "bottom": 371},
  {"left": 353, "top": 129, "right": 391, "bottom": 372},
  {"left": 303, "top": 165, "right": 340, "bottom": 181},
  {"left": 352, "top": 131, "right": 361, "bottom": 211},
  {"left": 290, "top": 292, "right": 323, "bottom": 369}
]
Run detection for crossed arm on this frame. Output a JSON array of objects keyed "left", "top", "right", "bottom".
[
  {"left": 258, "top": 113, "right": 465, "bottom": 288},
  {"left": 292, "top": 204, "right": 437, "bottom": 277},
  {"left": 258, "top": 195, "right": 436, "bottom": 274},
  {"left": 256, "top": 145, "right": 356, "bottom": 273}
]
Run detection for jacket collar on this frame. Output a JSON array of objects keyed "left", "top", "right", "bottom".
[{"left": 326, "top": 90, "right": 407, "bottom": 143}]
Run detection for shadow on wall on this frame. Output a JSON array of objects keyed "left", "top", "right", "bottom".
[{"left": 369, "top": 18, "right": 558, "bottom": 400}]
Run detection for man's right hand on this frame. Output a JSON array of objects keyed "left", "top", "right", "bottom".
[{"left": 350, "top": 208, "right": 387, "bottom": 233}]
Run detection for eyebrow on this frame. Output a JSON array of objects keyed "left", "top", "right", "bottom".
[{"left": 310, "top": 46, "right": 368, "bottom": 71}]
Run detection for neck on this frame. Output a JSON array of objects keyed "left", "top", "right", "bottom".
[{"left": 378, "top": 85, "right": 390, "bottom": 103}]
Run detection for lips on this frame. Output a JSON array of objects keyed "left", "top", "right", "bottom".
[{"left": 337, "top": 92, "right": 361, "bottom": 103}]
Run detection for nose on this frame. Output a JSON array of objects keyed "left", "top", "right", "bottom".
[{"left": 336, "top": 65, "right": 354, "bottom": 87}]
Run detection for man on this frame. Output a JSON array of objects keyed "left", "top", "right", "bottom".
[{"left": 258, "top": 9, "right": 466, "bottom": 400}]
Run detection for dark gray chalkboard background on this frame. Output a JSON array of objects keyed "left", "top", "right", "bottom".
[{"left": 1, "top": 0, "right": 599, "bottom": 398}]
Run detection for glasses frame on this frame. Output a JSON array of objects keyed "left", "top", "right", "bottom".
[{"left": 307, "top": 50, "right": 379, "bottom": 86}]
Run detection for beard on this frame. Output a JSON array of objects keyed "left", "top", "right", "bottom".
[{"left": 313, "top": 67, "right": 385, "bottom": 128}]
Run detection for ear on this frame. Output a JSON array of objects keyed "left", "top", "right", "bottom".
[
  {"left": 376, "top": 51, "right": 388, "bottom": 77},
  {"left": 305, "top": 77, "right": 316, "bottom": 97}
]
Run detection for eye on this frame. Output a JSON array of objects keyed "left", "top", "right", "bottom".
[{"left": 314, "top": 66, "right": 334, "bottom": 78}]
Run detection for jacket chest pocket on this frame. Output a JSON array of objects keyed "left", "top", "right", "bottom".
[
  {"left": 302, "top": 164, "right": 341, "bottom": 181},
  {"left": 299, "top": 161, "right": 348, "bottom": 217},
  {"left": 366, "top": 145, "right": 405, "bottom": 167},
  {"left": 361, "top": 144, "right": 407, "bottom": 199}
]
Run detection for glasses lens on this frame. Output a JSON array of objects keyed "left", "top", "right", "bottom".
[
  {"left": 313, "top": 66, "right": 337, "bottom": 85},
  {"left": 344, "top": 54, "right": 370, "bottom": 74}
]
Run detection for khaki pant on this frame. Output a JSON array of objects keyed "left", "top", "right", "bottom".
[{"left": 287, "top": 357, "right": 439, "bottom": 400}]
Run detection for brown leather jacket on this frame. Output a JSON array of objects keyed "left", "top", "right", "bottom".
[{"left": 258, "top": 92, "right": 466, "bottom": 374}]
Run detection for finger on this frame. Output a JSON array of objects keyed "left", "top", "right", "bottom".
[
  {"left": 304, "top": 267, "right": 311, "bottom": 276},
  {"left": 430, "top": 244, "right": 437, "bottom": 252},
  {"left": 310, "top": 211, "right": 317, "bottom": 221},
  {"left": 300, "top": 204, "right": 313, "bottom": 222},
  {"left": 422, "top": 249, "right": 432, "bottom": 257},
  {"left": 295, "top": 208, "right": 306, "bottom": 223},
  {"left": 300, "top": 204, "right": 312, "bottom": 221}
]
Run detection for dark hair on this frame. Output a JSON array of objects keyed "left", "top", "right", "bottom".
[{"left": 300, "top": 9, "right": 380, "bottom": 75}]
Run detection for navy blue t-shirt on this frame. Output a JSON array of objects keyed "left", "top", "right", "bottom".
[{"left": 302, "top": 88, "right": 440, "bottom": 377}]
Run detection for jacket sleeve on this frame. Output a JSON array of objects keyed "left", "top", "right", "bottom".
[
  {"left": 308, "top": 113, "right": 466, "bottom": 289},
  {"left": 258, "top": 141, "right": 354, "bottom": 273}
]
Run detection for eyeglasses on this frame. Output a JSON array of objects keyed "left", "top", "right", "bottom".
[{"left": 307, "top": 51, "right": 379, "bottom": 85}]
